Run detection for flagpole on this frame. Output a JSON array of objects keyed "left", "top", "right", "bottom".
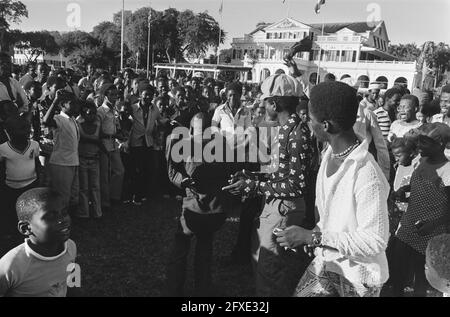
[
  {"left": 217, "top": 0, "right": 223, "bottom": 66},
  {"left": 316, "top": 13, "right": 324, "bottom": 85},
  {"left": 120, "top": 0, "right": 125, "bottom": 71},
  {"left": 147, "top": 1, "right": 151, "bottom": 79}
]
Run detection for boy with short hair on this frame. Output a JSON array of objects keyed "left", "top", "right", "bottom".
[
  {"left": 0, "top": 116, "right": 40, "bottom": 254},
  {"left": 0, "top": 188, "right": 77, "bottom": 297}
]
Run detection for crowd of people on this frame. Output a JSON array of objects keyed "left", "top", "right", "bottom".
[{"left": 0, "top": 48, "right": 449, "bottom": 297}]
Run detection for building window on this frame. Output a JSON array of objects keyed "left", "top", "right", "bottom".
[
  {"left": 313, "top": 50, "right": 319, "bottom": 61},
  {"left": 352, "top": 51, "right": 357, "bottom": 62},
  {"left": 269, "top": 49, "right": 276, "bottom": 59}
]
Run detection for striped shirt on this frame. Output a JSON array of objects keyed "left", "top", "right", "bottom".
[{"left": 373, "top": 107, "right": 391, "bottom": 141}]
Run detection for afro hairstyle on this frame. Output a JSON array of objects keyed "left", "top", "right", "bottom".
[{"left": 309, "top": 81, "right": 359, "bottom": 132}]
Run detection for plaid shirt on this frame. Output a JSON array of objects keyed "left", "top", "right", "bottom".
[{"left": 244, "top": 113, "right": 313, "bottom": 199}]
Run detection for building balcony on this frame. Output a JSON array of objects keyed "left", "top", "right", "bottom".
[
  {"left": 316, "top": 35, "right": 362, "bottom": 43},
  {"left": 232, "top": 37, "right": 255, "bottom": 44}
]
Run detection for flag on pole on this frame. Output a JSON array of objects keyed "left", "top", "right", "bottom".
[
  {"left": 219, "top": 0, "right": 223, "bottom": 15},
  {"left": 315, "top": 0, "right": 326, "bottom": 14}
]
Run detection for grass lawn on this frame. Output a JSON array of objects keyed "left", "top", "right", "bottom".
[
  {"left": 70, "top": 198, "right": 255, "bottom": 297},
  {"left": 68, "top": 197, "right": 443, "bottom": 297}
]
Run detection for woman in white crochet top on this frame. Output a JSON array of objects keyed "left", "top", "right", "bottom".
[{"left": 274, "top": 81, "right": 390, "bottom": 297}]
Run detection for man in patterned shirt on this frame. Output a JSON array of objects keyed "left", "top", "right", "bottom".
[{"left": 224, "top": 64, "right": 314, "bottom": 296}]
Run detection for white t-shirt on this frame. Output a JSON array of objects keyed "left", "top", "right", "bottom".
[
  {"left": 388, "top": 120, "right": 422, "bottom": 142},
  {"left": 0, "top": 141, "right": 40, "bottom": 189},
  {"left": 0, "top": 239, "right": 77, "bottom": 297}
]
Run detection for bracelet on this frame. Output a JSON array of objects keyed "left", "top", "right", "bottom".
[{"left": 311, "top": 231, "right": 322, "bottom": 248}]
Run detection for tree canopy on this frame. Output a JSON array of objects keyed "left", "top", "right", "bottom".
[
  {"left": 14, "top": 30, "right": 59, "bottom": 62},
  {"left": 0, "top": 0, "right": 28, "bottom": 50}
]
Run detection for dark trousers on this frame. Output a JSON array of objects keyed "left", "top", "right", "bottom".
[
  {"left": 0, "top": 181, "right": 38, "bottom": 257},
  {"left": 231, "top": 197, "right": 263, "bottom": 262},
  {"left": 121, "top": 152, "right": 133, "bottom": 201},
  {"left": 231, "top": 162, "right": 262, "bottom": 262},
  {"left": 166, "top": 210, "right": 226, "bottom": 297},
  {"left": 130, "top": 146, "right": 157, "bottom": 200},
  {"left": 391, "top": 237, "right": 428, "bottom": 297}
]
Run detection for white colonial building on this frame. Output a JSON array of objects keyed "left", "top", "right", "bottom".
[
  {"left": 12, "top": 47, "right": 68, "bottom": 68},
  {"left": 231, "top": 18, "right": 419, "bottom": 91}
]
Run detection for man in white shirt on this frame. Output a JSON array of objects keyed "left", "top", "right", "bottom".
[
  {"left": 360, "top": 83, "right": 381, "bottom": 111},
  {"left": 0, "top": 52, "right": 29, "bottom": 113},
  {"left": 19, "top": 63, "right": 36, "bottom": 89},
  {"left": 432, "top": 85, "right": 450, "bottom": 159},
  {"left": 211, "top": 82, "right": 253, "bottom": 136},
  {"left": 77, "top": 63, "right": 95, "bottom": 95},
  {"left": 274, "top": 82, "right": 390, "bottom": 297},
  {"left": 432, "top": 84, "right": 450, "bottom": 126}
]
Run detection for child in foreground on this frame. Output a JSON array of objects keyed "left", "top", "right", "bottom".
[
  {"left": 0, "top": 188, "right": 77, "bottom": 297},
  {"left": 392, "top": 123, "right": 450, "bottom": 297},
  {"left": 425, "top": 234, "right": 450, "bottom": 297}
]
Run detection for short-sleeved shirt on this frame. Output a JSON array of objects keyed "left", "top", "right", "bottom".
[
  {"left": 77, "top": 119, "right": 100, "bottom": 158},
  {"left": 388, "top": 120, "right": 422, "bottom": 142},
  {"left": 0, "top": 239, "right": 77, "bottom": 297},
  {"left": 77, "top": 76, "right": 95, "bottom": 93},
  {"left": 97, "top": 102, "right": 121, "bottom": 152},
  {"left": 396, "top": 160, "right": 450, "bottom": 254},
  {"left": 211, "top": 103, "right": 252, "bottom": 135},
  {"left": 49, "top": 112, "right": 80, "bottom": 166},
  {"left": 0, "top": 140, "right": 40, "bottom": 188}
]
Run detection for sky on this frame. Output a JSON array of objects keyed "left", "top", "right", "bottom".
[{"left": 11, "top": 0, "right": 450, "bottom": 48}]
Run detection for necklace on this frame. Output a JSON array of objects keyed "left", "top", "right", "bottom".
[{"left": 331, "top": 139, "right": 361, "bottom": 160}]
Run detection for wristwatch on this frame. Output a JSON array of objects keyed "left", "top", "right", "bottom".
[{"left": 311, "top": 231, "right": 323, "bottom": 248}]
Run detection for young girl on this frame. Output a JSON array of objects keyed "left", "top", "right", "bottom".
[
  {"left": 77, "top": 101, "right": 102, "bottom": 218},
  {"left": 390, "top": 137, "right": 420, "bottom": 233},
  {"left": 392, "top": 123, "right": 450, "bottom": 297},
  {"left": 0, "top": 116, "right": 40, "bottom": 249}
]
